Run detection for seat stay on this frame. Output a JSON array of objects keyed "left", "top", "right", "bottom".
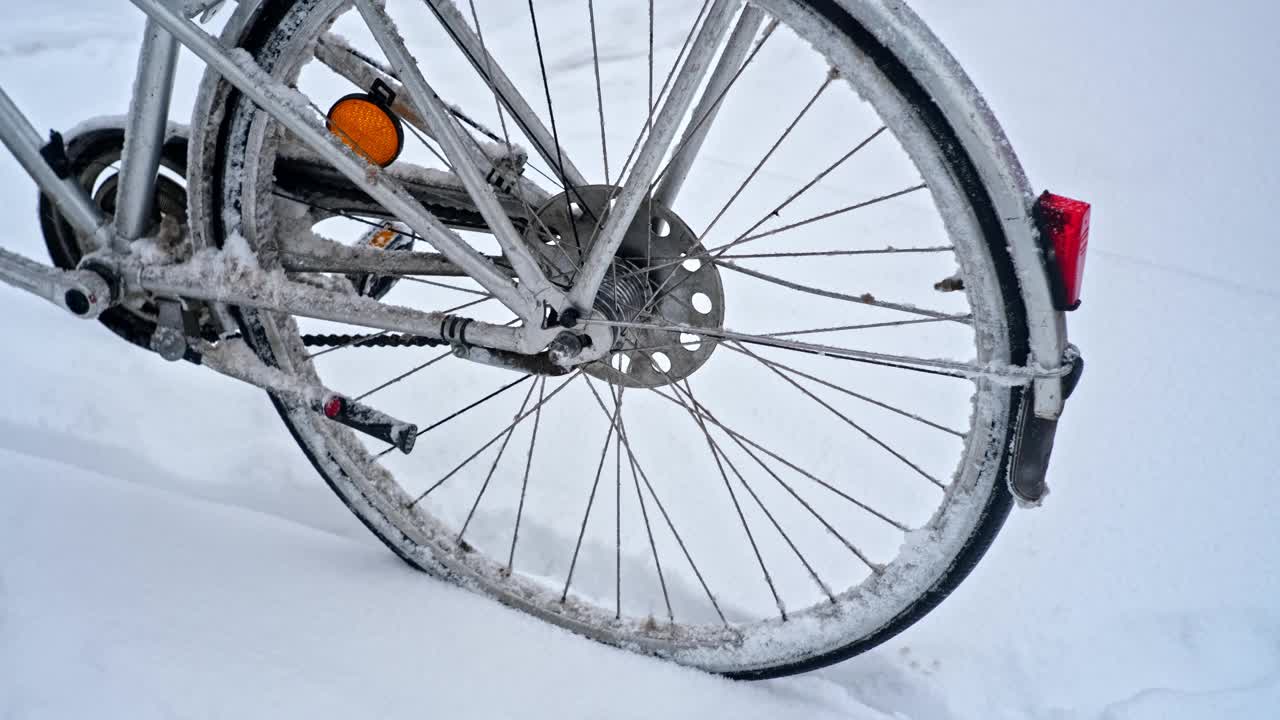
[{"left": 128, "top": 0, "right": 548, "bottom": 325}]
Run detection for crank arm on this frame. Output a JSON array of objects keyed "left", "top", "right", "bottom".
[
  {"left": 0, "top": 246, "right": 113, "bottom": 318},
  {"left": 198, "top": 338, "right": 417, "bottom": 453}
]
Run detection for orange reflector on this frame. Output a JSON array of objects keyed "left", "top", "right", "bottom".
[
  {"left": 368, "top": 227, "right": 399, "bottom": 249},
  {"left": 327, "top": 89, "right": 404, "bottom": 167}
]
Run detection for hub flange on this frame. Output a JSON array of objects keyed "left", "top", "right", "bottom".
[{"left": 525, "top": 185, "right": 725, "bottom": 388}]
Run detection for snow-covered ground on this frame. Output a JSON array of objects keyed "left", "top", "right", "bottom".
[{"left": 2, "top": 1, "right": 1279, "bottom": 718}]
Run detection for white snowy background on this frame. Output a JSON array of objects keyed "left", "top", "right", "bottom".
[{"left": 2, "top": 1, "right": 1279, "bottom": 718}]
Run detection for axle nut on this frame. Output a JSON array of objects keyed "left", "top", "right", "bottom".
[{"left": 547, "top": 331, "right": 584, "bottom": 365}]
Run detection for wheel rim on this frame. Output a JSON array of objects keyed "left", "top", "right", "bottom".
[{"left": 194, "top": 0, "right": 1024, "bottom": 675}]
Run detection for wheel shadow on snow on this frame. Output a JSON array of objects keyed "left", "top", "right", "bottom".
[{"left": 0, "top": 417, "right": 368, "bottom": 542}]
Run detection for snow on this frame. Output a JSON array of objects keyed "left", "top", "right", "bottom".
[
  {"left": 0, "top": 448, "right": 874, "bottom": 720},
  {"left": 2, "top": 1, "right": 1279, "bottom": 718}
]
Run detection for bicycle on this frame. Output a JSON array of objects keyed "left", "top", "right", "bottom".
[{"left": 0, "top": 0, "right": 1088, "bottom": 679}]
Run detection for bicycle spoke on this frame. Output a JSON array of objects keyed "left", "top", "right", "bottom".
[
  {"left": 645, "top": 0, "right": 656, "bottom": 272},
  {"left": 700, "top": 68, "right": 831, "bottom": 239},
  {"left": 358, "top": 0, "right": 555, "bottom": 313},
  {"left": 612, "top": 382, "right": 624, "bottom": 618},
  {"left": 608, "top": 338, "right": 704, "bottom": 356},
  {"left": 672, "top": 381, "right": 836, "bottom": 603},
  {"left": 569, "top": 0, "right": 739, "bottom": 309},
  {"left": 371, "top": 372, "right": 528, "bottom": 466},
  {"left": 506, "top": 377, "right": 547, "bottom": 571},
  {"left": 355, "top": 347, "right": 453, "bottom": 401},
  {"left": 762, "top": 316, "right": 962, "bottom": 338},
  {"left": 632, "top": 126, "right": 889, "bottom": 320},
  {"left": 440, "top": 117, "right": 587, "bottom": 278},
  {"left": 464, "top": 0, "right": 513, "bottom": 151},
  {"left": 440, "top": 294, "right": 499, "bottom": 315},
  {"left": 587, "top": 0, "right": 610, "bottom": 181},
  {"left": 567, "top": 0, "right": 715, "bottom": 260},
  {"left": 645, "top": 384, "right": 908, "bottom": 534},
  {"left": 527, "top": 0, "right": 585, "bottom": 255},
  {"left": 734, "top": 342, "right": 946, "bottom": 490},
  {"left": 400, "top": 121, "right": 453, "bottom": 168},
  {"left": 608, "top": 0, "right": 712, "bottom": 189},
  {"left": 670, "top": 385, "right": 887, "bottom": 572},
  {"left": 526, "top": 161, "right": 567, "bottom": 191},
  {"left": 583, "top": 375, "right": 723, "bottom": 624},
  {"left": 647, "top": 0, "right": 655, "bottom": 122},
  {"left": 667, "top": 377, "right": 787, "bottom": 620},
  {"left": 314, "top": 31, "right": 484, "bottom": 171},
  {"left": 408, "top": 372, "right": 580, "bottom": 504},
  {"left": 415, "top": 375, "right": 533, "bottom": 440},
  {"left": 721, "top": 342, "right": 965, "bottom": 437},
  {"left": 609, "top": 382, "right": 674, "bottom": 622},
  {"left": 458, "top": 379, "right": 540, "bottom": 542},
  {"left": 388, "top": 97, "right": 581, "bottom": 281},
  {"left": 583, "top": 318, "right": 1037, "bottom": 381},
  {"left": 353, "top": 319, "right": 518, "bottom": 402},
  {"left": 399, "top": 276, "right": 489, "bottom": 296},
  {"left": 309, "top": 39, "right": 561, "bottom": 195},
  {"left": 425, "top": 0, "right": 588, "bottom": 187},
  {"left": 713, "top": 260, "right": 966, "bottom": 323},
  {"left": 722, "top": 184, "right": 930, "bottom": 249},
  {"left": 272, "top": 190, "right": 394, "bottom": 233},
  {"left": 611, "top": 245, "right": 954, "bottom": 283},
  {"left": 640, "top": 343, "right": 880, "bottom": 583},
  {"left": 723, "top": 126, "right": 888, "bottom": 246},
  {"left": 560, "top": 381, "right": 621, "bottom": 602},
  {"left": 652, "top": 6, "right": 770, "bottom": 209},
  {"left": 719, "top": 245, "right": 953, "bottom": 260},
  {"left": 568, "top": 0, "right": 714, "bottom": 263}
]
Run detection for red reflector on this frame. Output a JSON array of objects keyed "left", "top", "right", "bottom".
[
  {"left": 323, "top": 396, "right": 344, "bottom": 419},
  {"left": 1036, "top": 191, "right": 1091, "bottom": 310}
]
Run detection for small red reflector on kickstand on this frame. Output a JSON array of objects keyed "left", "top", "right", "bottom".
[
  {"left": 1035, "top": 191, "right": 1091, "bottom": 310},
  {"left": 323, "top": 396, "right": 344, "bottom": 419}
]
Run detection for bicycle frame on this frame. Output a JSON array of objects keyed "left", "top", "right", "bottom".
[
  {"left": 0, "top": 0, "right": 1080, "bottom": 485},
  {"left": 0, "top": 0, "right": 736, "bottom": 360}
]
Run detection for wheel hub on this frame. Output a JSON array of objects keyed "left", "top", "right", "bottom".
[{"left": 525, "top": 185, "right": 725, "bottom": 388}]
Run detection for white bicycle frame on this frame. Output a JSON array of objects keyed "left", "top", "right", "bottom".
[
  {"left": 0, "top": 0, "right": 1073, "bottom": 465},
  {"left": 0, "top": 0, "right": 746, "bottom": 360}
]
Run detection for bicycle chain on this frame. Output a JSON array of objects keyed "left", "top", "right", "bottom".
[{"left": 301, "top": 332, "right": 445, "bottom": 349}]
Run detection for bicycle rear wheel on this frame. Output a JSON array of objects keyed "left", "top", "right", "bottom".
[{"left": 188, "top": 0, "right": 1044, "bottom": 678}]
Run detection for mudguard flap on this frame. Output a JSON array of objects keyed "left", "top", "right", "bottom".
[{"left": 1008, "top": 351, "right": 1084, "bottom": 506}]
